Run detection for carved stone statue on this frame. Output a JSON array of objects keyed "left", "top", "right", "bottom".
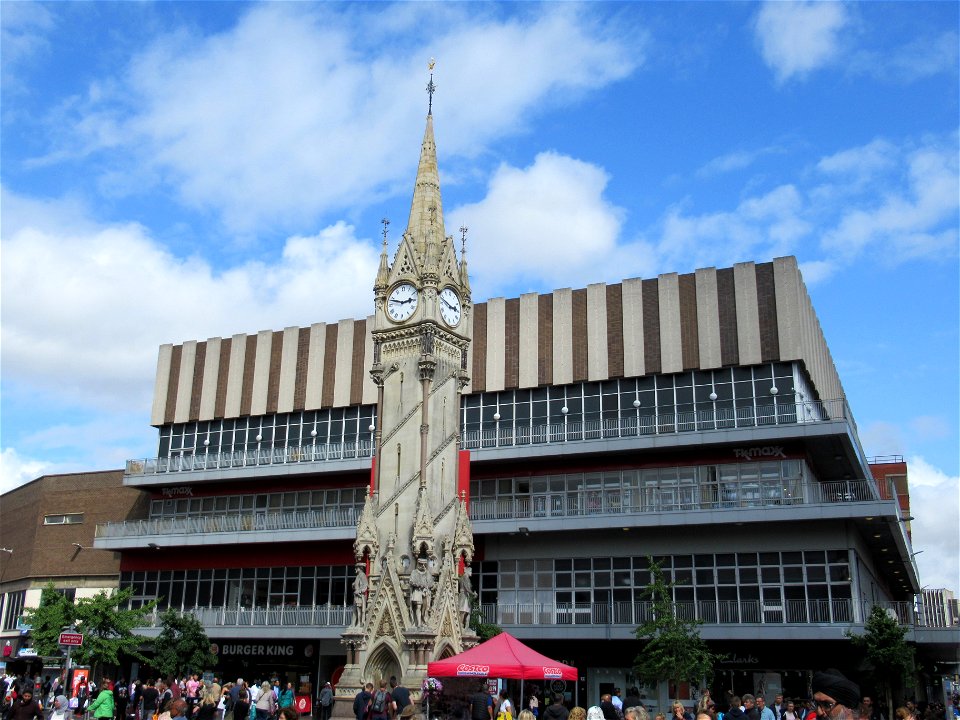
[
  {"left": 353, "top": 563, "right": 369, "bottom": 626},
  {"left": 459, "top": 566, "right": 476, "bottom": 630},
  {"left": 409, "top": 557, "right": 434, "bottom": 626}
]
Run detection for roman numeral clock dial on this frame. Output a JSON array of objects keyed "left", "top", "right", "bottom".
[
  {"left": 439, "top": 287, "right": 461, "bottom": 326},
  {"left": 387, "top": 283, "right": 418, "bottom": 322}
]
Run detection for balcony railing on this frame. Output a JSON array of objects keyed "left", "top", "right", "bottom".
[
  {"left": 461, "top": 398, "right": 845, "bottom": 451},
  {"left": 95, "top": 507, "right": 361, "bottom": 539},
  {"left": 469, "top": 478, "right": 893, "bottom": 522},
  {"left": 126, "top": 441, "right": 374, "bottom": 476},
  {"left": 136, "top": 600, "right": 925, "bottom": 631},
  {"left": 137, "top": 604, "right": 352, "bottom": 629}
]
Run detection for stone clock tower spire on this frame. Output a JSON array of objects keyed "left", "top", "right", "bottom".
[{"left": 339, "top": 61, "right": 476, "bottom": 698}]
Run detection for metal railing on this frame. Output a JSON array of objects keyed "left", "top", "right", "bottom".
[
  {"left": 138, "top": 599, "right": 926, "bottom": 632},
  {"left": 97, "top": 476, "right": 896, "bottom": 539},
  {"left": 95, "top": 507, "right": 361, "bottom": 539},
  {"left": 460, "top": 398, "right": 844, "bottom": 451},
  {"left": 137, "top": 604, "right": 352, "bottom": 629},
  {"left": 469, "top": 478, "right": 894, "bottom": 522},
  {"left": 126, "top": 440, "right": 374, "bottom": 476}
]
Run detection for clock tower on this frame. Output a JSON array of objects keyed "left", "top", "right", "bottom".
[{"left": 338, "top": 65, "right": 476, "bottom": 698}]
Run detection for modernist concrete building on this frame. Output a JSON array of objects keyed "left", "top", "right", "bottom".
[{"left": 92, "top": 103, "right": 956, "bottom": 705}]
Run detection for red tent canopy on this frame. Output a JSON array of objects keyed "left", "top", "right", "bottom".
[{"left": 427, "top": 632, "right": 577, "bottom": 680}]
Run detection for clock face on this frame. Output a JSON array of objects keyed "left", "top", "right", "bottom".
[
  {"left": 387, "top": 283, "right": 418, "bottom": 321},
  {"left": 439, "top": 287, "right": 462, "bottom": 326}
]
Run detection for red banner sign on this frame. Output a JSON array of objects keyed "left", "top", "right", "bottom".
[
  {"left": 295, "top": 696, "right": 311, "bottom": 714},
  {"left": 59, "top": 633, "right": 83, "bottom": 646}
]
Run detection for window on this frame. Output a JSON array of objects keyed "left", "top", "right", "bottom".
[{"left": 43, "top": 513, "right": 84, "bottom": 525}]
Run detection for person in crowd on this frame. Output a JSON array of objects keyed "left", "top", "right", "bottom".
[
  {"left": 624, "top": 692, "right": 641, "bottom": 712},
  {"left": 542, "top": 696, "right": 568, "bottom": 720},
  {"left": 772, "top": 697, "right": 784, "bottom": 720},
  {"left": 49, "top": 691, "right": 70, "bottom": 720},
  {"left": 168, "top": 700, "right": 188, "bottom": 720},
  {"left": 195, "top": 690, "right": 218, "bottom": 720},
  {"left": 185, "top": 677, "right": 200, "bottom": 716},
  {"left": 726, "top": 698, "right": 746, "bottom": 720},
  {"left": 88, "top": 679, "right": 115, "bottom": 720},
  {"left": 671, "top": 702, "right": 688, "bottom": 720},
  {"left": 229, "top": 683, "right": 244, "bottom": 710},
  {"left": 232, "top": 691, "right": 249, "bottom": 720},
  {"left": 389, "top": 678, "right": 410, "bottom": 716},
  {"left": 782, "top": 701, "right": 799, "bottom": 720},
  {"left": 9, "top": 686, "right": 45, "bottom": 720},
  {"left": 612, "top": 693, "right": 623, "bottom": 712},
  {"left": 471, "top": 685, "right": 495, "bottom": 720},
  {"left": 115, "top": 679, "right": 129, "bottom": 720},
  {"left": 758, "top": 696, "right": 776, "bottom": 720},
  {"left": 529, "top": 693, "right": 539, "bottom": 719},
  {"left": 279, "top": 709, "right": 298, "bottom": 720},
  {"left": 743, "top": 696, "right": 759, "bottom": 720},
  {"left": 587, "top": 708, "right": 605, "bottom": 720},
  {"left": 500, "top": 692, "right": 515, "bottom": 720},
  {"left": 278, "top": 684, "right": 295, "bottom": 714},
  {"left": 813, "top": 669, "right": 861, "bottom": 720},
  {"left": 599, "top": 696, "right": 618, "bottom": 720},
  {"left": 568, "top": 708, "right": 586, "bottom": 720},
  {"left": 254, "top": 683, "right": 275, "bottom": 720},
  {"left": 353, "top": 684, "right": 373, "bottom": 720},
  {"left": 367, "top": 680, "right": 394, "bottom": 720},
  {"left": 74, "top": 680, "right": 91, "bottom": 719},
  {"left": 142, "top": 681, "right": 162, "bottom": 720},
  {"left": 519, "top": 712, "right": 535, "bottom": 720}
]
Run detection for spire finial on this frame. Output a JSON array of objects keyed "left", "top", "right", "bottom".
[
  {"left": 426, "top": 58, "right": 436, "bottom": 116},
  {"left": 459, "top": 225, "right": 468, "bottom": 256},
  {"left": 381, "top": 218, "right": 390, "bottom": 248}
]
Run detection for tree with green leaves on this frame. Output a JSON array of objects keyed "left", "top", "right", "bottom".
[
  {"left": 70, "top": 588, "right": 156, "bottom": 680},
  {"left": 468, "top": 595, "right": 502, "bottom": 641},
  {"left": 153, "top": 609, "right": 216, "bottom": 679},
  {"left": 847, "top": 604, "right": 916, "bottom": 713},
  {"left": 634, "top": 559, "right": 720, "bottom": 701},
  {"left": 22, "top": 583, "right": 73, "bottom": 657}
]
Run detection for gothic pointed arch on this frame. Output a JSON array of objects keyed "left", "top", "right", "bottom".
[{"left": 365, "top": 641, "right": 402, "bottom": 686}]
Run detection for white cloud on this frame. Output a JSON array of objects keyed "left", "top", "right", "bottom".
[
  {"left": 820, "top": 140, "right": 959, "bottom": 262},
  {"left": 0, "top": 1, "right": 55, "bottom": 91},
  {"left": 753, "top": 1, "right": 848, "bottom": 83},
  {"left": 35, "top": 3, "right": 641, "bottom": 234},
  {"left": 0, "top": 448, "right": 50, "bottom": 495},
  {"left": 696, "top": 145, "right": 784, "bottom": 178},
  {"left": 905, "top": 455, "right": 960, "bottom": 593},
  {"left": 0, "top": 187, "right": 380, "bottom": 414},
  {"left": 849, "top": 31, "right": 960, "bottom": 83},
  {"left": 448, "top": 152, "right": 628, "bottom": 296}
]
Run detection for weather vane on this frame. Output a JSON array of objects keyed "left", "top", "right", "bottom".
[
  {"left": 459, "top": 225, "right": 468, "bottom": 255},
  {"left": 427, "top": 58, "right": 436, "bottom": 115},
  {"left": 381, "top": 218, "right": 390, "bottom": 247}
]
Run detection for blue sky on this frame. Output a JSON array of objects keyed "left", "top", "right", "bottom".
[{"left": 1, "top": 2, "right": 957, "bottom": 590}]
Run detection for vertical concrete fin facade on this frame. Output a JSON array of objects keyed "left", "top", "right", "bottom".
[
  {"left": 658, "top": 273, "right": 683, "bottom": 374},
  {"left": 277, "top": 327, "right": 300, "bottom": 414},
  {"left": 199, "top": 338, "right": 222, "bottom": 421},
  {"left": 151, "top": 344, "right": 174, "bottom": 426},
  {"left": 518, "top": 293, "right": 539, "bottom": 388},
  {"left": 586, "top": 283, "right": 608, "bottom": 381},
  {"left": 173, "top": 340, "right": 197, "bottom": 424},
  {"left": 149, "top": 257, "right": 850, "bottom": 425},
  {"left": 485, "top": 297, "right": 506, "bottom": 392}
]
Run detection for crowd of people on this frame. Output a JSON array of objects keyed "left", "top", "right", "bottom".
[
  {"left": 0, "top": 674, "right": 303, "bottom": 720},
  {"left": 3, "top": 669, "right": 955, "bottom": 720}
]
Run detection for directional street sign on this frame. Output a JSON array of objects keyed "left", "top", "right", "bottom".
[{"left": 58, "top": 632, "right": 83, "bottom": 646}]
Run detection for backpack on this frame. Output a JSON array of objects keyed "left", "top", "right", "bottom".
[
  {"left": 372, "top": 692, "right": 386, "bottom": 714},
  {"left": 159, "top": 690, "right": 172, "bottom": 712}
]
